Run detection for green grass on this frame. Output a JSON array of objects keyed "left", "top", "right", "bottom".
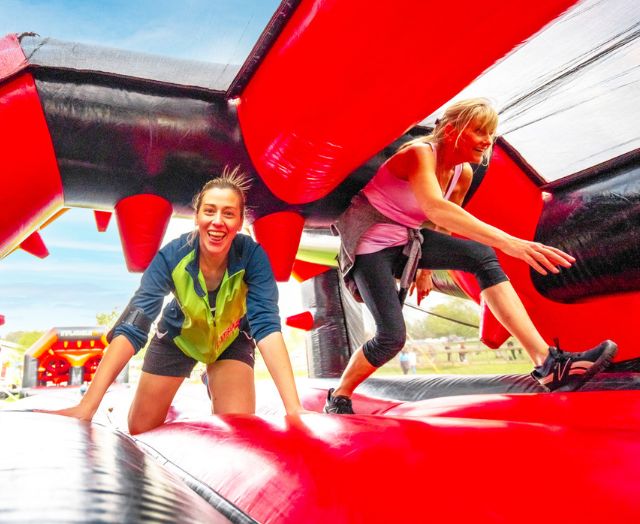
[
  {"left": 376, "top": 359, "right": 532, "bottom": 376},
  {"left": 253, "top": 341, "right": 533, "bottom": 380},
  {"left": 378, "top": 341, "right": 533, "bottom": 376}
]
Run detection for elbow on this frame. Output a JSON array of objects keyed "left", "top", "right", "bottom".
[
  {"left": 255, "top": 329, "right": 281, "bottom": 346},
  {"left": 425, "top": 204, "right": 450, "bottom": 228}
]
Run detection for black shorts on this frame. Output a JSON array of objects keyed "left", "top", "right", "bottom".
[{"left": 142, "top": 331, "right": 256, "bottom": 378}]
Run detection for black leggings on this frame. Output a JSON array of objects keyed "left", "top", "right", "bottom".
[{"left": 353, "top": 228, "right": 508, "bottom": 367}]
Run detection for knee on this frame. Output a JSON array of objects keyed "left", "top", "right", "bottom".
[
  {"left": 127, "top": 414, "right": 146, "bottom": 435},
  {"left": 473, "top": 244, "right": 500, "bottom": 268},
  {"left": 471, "top": 246, "right": 508, "bottom": 289},
  {"left": 127, "top": 417, "right": 144, "bottom": 435},
  {"left": 364, "top": 326, "right": 407, "bottom": 367},
  {"left": 127, "top": 412, "right": 161, "bottom": 435},
  {"left": 380, "top": 324, "right": 407, "bottom": 354}
]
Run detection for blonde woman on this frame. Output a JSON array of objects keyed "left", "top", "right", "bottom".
[{"left": 326, "top": 98, "right": 616, "bottom": 414}]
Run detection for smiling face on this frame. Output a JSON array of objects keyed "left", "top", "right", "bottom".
[
  {"left": 452, "top": 117, "right": 495, "bottom": 164},
  {"left": 196, "top": 187, "right": 243, "bottom": 260}
]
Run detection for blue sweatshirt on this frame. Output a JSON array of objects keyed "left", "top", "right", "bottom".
[{"left": 113, "top": 232, "right": 281, "bottom": 363}]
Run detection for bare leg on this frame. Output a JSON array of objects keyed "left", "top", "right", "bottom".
[
  {"left": 207, "top": 359, "right": 255, "bottom": 414},
  {"left": 128, "top": 372, "right": 184, "bottom": 434},
  {"left": 481, "top": 281, "right": 548, "bottom": 366},
  {"left": 332, "top": 347, "right": 377, "bottom": 398}
]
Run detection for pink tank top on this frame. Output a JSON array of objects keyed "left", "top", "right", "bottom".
[{"left": 356, "top": 143, "right": 463, "bottom": 255}]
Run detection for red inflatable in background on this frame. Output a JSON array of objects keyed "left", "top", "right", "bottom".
[{"left": 22, "top": 327, "right": 109, "bottom": 387}]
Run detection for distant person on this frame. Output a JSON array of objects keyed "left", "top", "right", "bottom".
[
  {"left": 50, "top": 167, "right": 305, "bottom": 432},
  {"left": 407, "top": 349, "right": 417, "bottom": 374},
  {"left": 507, "top": 340, "right": 522, "bottom": 360},
  {"left": 444, "top": 344, "right": 453, "bottom": 363},
  {"left": 325, "top": 98, "right": 617, "bottom": 414},
  {"left": 458, "top": 342, "right": 468, "bottom": 363},
  {"left": 399, "top": 349, "right": 410, "bottom": 375}
]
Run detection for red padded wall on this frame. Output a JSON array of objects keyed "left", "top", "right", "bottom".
[
  {"left": 238, "top": 0, "right": 577, "bottom": 203},
  {"left": 0, "top": 35, "right": 64, "bottom": 257}
]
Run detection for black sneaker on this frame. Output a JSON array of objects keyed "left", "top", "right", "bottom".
[
  {"left": 324, "top": 388, "right": 355, "bottom": 414},
  {"left": 531, "top": 340, "right": 617, "bottom": 392}
]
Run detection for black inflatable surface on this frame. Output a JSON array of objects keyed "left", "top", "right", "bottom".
[
  {"left": 339, "top": 370, "right": 640, "bottom": 402},
  {"left": 0, "top": 412, "right": 251, "bottom": 523},
  {"left": 534, "top": 151, "right": 640, "bottom": 302},
  {"left": 302, "top": 269, "right": 363, "bottom": 378}
]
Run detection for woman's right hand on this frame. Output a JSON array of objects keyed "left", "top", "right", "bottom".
[
  {"left": 499, "top": 236, "right": 575, "bottom": 275},
  {"left": 410, "top": 269, "right": 433, "bottom": 305},
  {"left": 38, "top": 403, "right": 96, "bottom": 422}
]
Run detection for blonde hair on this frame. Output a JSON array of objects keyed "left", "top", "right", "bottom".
[{"left": 399, "top": 97, "right": 498, "bottom": 165}]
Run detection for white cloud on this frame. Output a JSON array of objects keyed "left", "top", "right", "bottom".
[{"left": 45, "top": 239, "right": 123, "bottom": 253}]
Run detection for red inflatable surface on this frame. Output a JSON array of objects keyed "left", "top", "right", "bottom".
[
  {"left": 8, "top": 380, "right": 640, "bottom": 523},
  {"left": 133, "top": 385, "right": 640, "bottom": 523}
]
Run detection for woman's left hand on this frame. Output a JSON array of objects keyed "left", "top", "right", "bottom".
[
  {"left": 410, "top": 269, "right": 433, "bottom": 305},
  {"left": 499, "top": 236, "right": 575, "bottom": 275}
]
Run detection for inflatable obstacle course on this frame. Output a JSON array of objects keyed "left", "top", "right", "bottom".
[{"left": 21, "top": 327, "right": 127, "bottom": 388}]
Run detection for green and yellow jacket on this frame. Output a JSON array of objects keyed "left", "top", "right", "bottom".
[{"left": 113, "top": 232, "right": 281, "bottom": 363}]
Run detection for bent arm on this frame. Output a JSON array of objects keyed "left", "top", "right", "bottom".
[
  {"left": 405, "top": 147, "right": 510, "bottom": 247},
  {"left": 256, "top": 331, "right": 305, "bottom": 415},
  {"left": 48, "top": 244, "right": 178, "bottom": 421},
  {"left": 403, "top": 146, "right": 574, "bottom": 274},
  {"left": 49, "top": 335, "right": 135, "bottom": 421}
]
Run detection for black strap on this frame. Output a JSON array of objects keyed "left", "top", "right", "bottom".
[{"left": 106, "top": 303, "right": 152, "bottom": 342}]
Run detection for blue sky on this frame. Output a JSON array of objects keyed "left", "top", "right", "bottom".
[
  {"left": 0, "top": 0, "right": 294, "bottom": 334},
  {"left": 0, "top": 209, "right": 153, "bottom": 332},
  {"left": 0, "top": 0, "right": 280, "bottom": 64}
]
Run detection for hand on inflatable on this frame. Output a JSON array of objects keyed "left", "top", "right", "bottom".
[
  {"left": 39, "top": 403, "right": 95, "bottom": 422},
  {"left": 410, "top": 269, "right": 433, "bottom": 305},
  {"left": 499, "top": 236, "right": 575, "bottom": 275}
]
